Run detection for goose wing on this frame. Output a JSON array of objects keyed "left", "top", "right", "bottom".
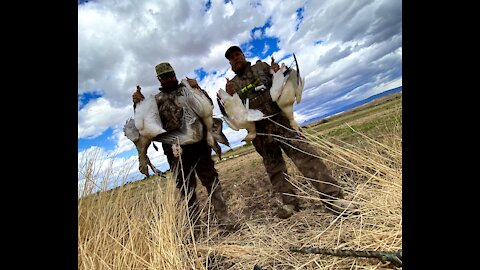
[
  {"left": 123, "top": 117, "right": 140, "bottom": 142},
  {"left": 217, "top": 89, "right": 242, "bottom": 130},
  {"left": 270, "top": 63, "right": 290, "bottom": 102},
  {"left": 134, "top": 94, "right": 166, "bottom": 139},
  {"left": 212, "top": 117, "right": 230, "bottom": 147},
  {"left": 153, "top": 106, "right": 203, "bottom": 145},
  {"left": 181, "top": 79, "right": 213, "bottom": 118}
]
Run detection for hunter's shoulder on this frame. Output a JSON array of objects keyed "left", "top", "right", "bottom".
[{"left": 253, "top": 60, "right": 270, "bottom": 69}]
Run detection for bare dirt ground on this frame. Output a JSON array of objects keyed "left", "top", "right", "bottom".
[{"left": 197, "top": 150, "right": 334, "bottom": 223}]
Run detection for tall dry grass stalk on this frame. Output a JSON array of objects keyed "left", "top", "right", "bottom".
[
  {"left": 78, "top": 155, "right": 207, "bottom": 269},
  {"left": 78, "top": 148, "right": 137, "bottom": 197},
  {"left": 78, "top": 105, "right": 402, "bottom": 269},
  {"left": 192, "top": 111, "right": 402, "bottom": 269}
]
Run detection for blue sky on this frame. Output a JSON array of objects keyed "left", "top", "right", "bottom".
[{"left": 78, "top": 0, "right": 402, "bottom": 192}]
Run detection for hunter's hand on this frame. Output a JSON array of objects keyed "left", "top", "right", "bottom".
[
  {"left": 186, "top": 76, "right": 200, "bottom": 89},
  {"left": 172, "top": 144, "right": 183, "bottom": 158},
  {"left": 270, "top": 57, "right": 280, "bottom": 72},
  {"left": 225, "top": 77, "right": 236, "bottom": 96},
  {"left": 132, "top": 85, "right": 145, "bottom": 104}
]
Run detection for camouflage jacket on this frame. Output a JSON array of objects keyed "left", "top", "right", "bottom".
[
  {"left": 154, "top": 82, "right": 214, "bottom": 130},
  {"left": 229, "top": 61, "right": 281, "bottom": 116},
  {"left": 154, "top": 84, "right": 185, "bottom": 132}
]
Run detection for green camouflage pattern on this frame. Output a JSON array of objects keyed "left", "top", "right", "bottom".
[
  {"left": 154, "top": 87, "right": 184, "bottom": 132},
  {"left": 229, "top": 61, "right": 344, "bottom": 210},
  {"left": 229, "top": 61, "right": 283, "bottom": 116},
  {"left": 155, "top": 62, "right": 174, "bottom": 76},
  {"left": 252, "top": 113, "right": 344, "bottom": 206}
]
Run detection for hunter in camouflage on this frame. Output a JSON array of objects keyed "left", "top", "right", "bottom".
[
  {"left": 224, "top": 45, "right": 358, "bottom": 218},
  {"left": 131, "top": 62, "right": 231, "bottom": 225}
]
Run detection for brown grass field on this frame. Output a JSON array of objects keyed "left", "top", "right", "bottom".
[{"left": 78, "top": 93, "right": 402, "bottom": 269}]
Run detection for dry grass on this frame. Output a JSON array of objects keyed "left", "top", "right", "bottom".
[
  {"left": 193, "top": 117, "right": 402, "bottom": 269},
  {"left": 78, "top": 101, "right": 402, "bottom": 269},
  {"left": 78, "top": 172, "right": 205, "bottom": 269}
]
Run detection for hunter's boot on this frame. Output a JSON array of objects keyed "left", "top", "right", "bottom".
[
  {"left": 323, "top": 198, "right": 360, "bottom": 216},
  {"left": 274, "top": 192, "right": 300, "bottom": 219},
  {"left": 210, "top": 184, "right": 232, "bottom": 224}
]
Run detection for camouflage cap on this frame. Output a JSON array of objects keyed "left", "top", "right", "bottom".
[
  {"left": 225, "top": 45, "right": 242, "bottom": 59},
  {"left": 155, "top": 62, "right": 175, "bottom": 76}
]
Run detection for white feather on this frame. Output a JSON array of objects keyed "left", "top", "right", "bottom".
[
  {"left": 247, "top": 109, "right": 266, "bottom": 122},
  {"left": 222, "top": 116, "right": 240, "bottom": 131},
  {"left": 180, "top": 79, "right": 214, "bottom": 121},
  {"left": 243, "top": 97, "right": 265, "bottom": 121},
  {"left": 123, "top": 117, "right": 140, "bottom": 142},
  {"left": 180, "top": 79, "right": 221, "bottom": 155},
  {"left": 269, "top": 55, "right": 305, "bottom": 131},
  {"left": 217, "top": 88, "right": 267, "bottom": 142},
  {"left": 270, "top": 63, "right": 289, "bottom": 102},
  {"left": 134, "top": 94, "right": 166, "bottom": 139}
]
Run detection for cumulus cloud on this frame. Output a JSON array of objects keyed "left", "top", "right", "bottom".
[
  {"left": 78, "top": 0, "right": 402, "bottom": 187},
  {"left": 78, "top": 97, "right": 133, "bottom": 139}
]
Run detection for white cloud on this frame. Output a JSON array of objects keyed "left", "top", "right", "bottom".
[
  {"left": 78, "top": 97, "right": 133, "bottom": 139},
  {"left": 79, "top": 0, "right": 402, "bottom": 188}
]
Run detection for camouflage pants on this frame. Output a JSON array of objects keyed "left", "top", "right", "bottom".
[
  {"left": 252, "top": 113, "right": 344, "bottom": 207},
  {"left": 163, "top": 140, "right": 229, "bottom": 223}
]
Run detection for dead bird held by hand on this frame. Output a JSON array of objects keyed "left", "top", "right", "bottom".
[
  {"left": 269, "top": 53, "right": 304, "bottom": 131},
  {"left": 123, "top": 118, "right": 160, "bottom": 177},
  {"left": 216, "top": 88, "right": 267, "bottom": 142},
  {"left": 180, "top": 78, "right": 227, "bottom": 158}
]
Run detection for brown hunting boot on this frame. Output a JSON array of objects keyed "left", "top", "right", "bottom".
[
  {"left": 211, "top": 185, "right": 232, "bottom": 225},
  {"left": 324, "top": 198, "right": 360, "bottom": 216},
  {"left": 274, "top": 193, "right": 300, "bottom": 219}
]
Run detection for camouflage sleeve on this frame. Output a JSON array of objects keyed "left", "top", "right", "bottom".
[
  {"left": 256, "top": 60, "right": 271, "bottom": 74},
  {"left": 154, "top": 93, "right": 162, "bottom": 106}
]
